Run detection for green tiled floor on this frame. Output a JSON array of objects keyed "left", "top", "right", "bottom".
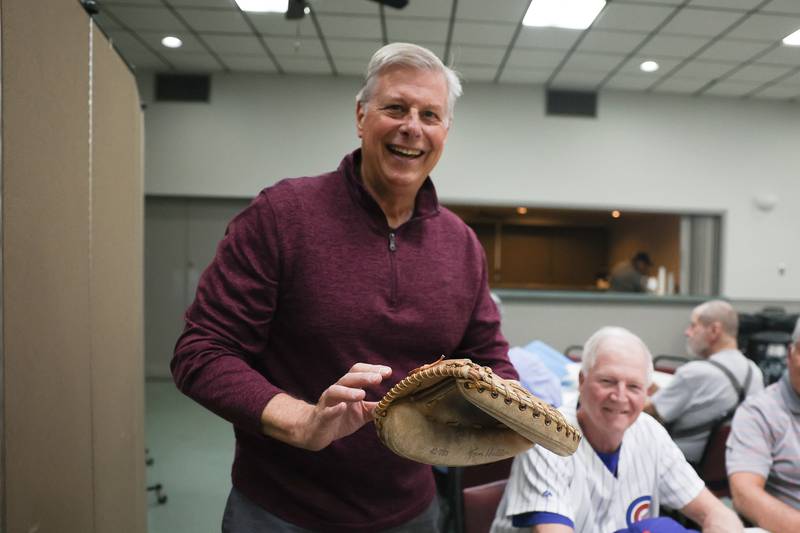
[{"left": 146, "top": 379, "right": 235, "bottom": 533}]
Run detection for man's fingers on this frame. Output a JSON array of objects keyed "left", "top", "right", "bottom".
[
  {"left": 337, "top": 371, "right": 385, "bottom": 388},
  {"left": 349, "top": 363, "right": 392, "bottom": 377},
  {"left": 320, "top": 384, "right": 366, "bottom": 406}
]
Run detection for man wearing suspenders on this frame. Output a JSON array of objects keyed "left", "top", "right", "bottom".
[{"left": 644, "top": 300, "right": 764, "bottom": 464}]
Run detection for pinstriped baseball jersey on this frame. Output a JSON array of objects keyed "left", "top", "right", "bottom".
[{"left": 491, "top": 407, "right": 704, "bottom": 533}]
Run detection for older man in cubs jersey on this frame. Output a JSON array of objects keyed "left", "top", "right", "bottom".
[{"left": 491, "top": 326, "right": 742, "bottom": 533}]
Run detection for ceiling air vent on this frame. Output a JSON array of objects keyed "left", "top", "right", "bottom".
[
  {"left": 546, "top": 89, "right": 597, "bottom": 118},
  {"left": 155, "top": 74, "right": 211, "bottom": 102}
]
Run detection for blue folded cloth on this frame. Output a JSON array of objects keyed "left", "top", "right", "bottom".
[
  {"left": 522, "top": 340, "right": 572, "bottom": 380},
  {"left": 507, "top": 346, "right": 563, "bottom": 407}
]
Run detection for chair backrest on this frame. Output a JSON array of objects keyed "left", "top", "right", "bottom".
[
  {"left": 461, "top": 458, "right": 513, "bottom": 489},
  {"left": 696, "top": 421, "right": 733, "bottom": 498},
  {"left": 563, "top": 344, "right": 583, "bottom": 362},
  {"left": 463, "top": 479, "right": 508, "bottom": 533},
  {"left": 652, "top": 354, "right": 691, "bottom": 374}
]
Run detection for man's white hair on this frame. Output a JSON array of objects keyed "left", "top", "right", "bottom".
[
  {"left": 580, "top": 326, "right": 654, "bottom": 386},
  {"left": 355, "top": 42, "right": 462, "bottom": 126}
]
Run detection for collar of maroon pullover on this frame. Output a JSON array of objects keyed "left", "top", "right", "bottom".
[{"left": 340, "top": 148, "right": 441, "bottom": 230}]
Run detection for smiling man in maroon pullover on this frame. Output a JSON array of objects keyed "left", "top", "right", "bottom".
[{"left": 172, "top": 42, "right": 518, "bottom": 533}]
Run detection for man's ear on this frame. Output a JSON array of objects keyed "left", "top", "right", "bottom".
[{"left": 356, "top": 101, "right": 366, "bottom": 139}]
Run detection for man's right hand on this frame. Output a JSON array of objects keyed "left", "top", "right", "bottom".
[{"left": 259, "top": 363, "right": 392, "bottom": 450}]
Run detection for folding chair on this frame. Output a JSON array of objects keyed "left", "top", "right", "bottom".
[{"left": 462, "top": 479, "right": 508, "bottom": 533}]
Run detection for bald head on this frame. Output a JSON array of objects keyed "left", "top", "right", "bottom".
[
  {"left": 581, "top": 326, "right": 654, "bottom": 387},
  {"left": 693, "top": 300, "right": 738, "bottom": 337}
]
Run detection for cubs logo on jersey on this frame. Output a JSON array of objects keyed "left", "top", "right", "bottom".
[{"left": 626, "top": 495, "right": 652, "bottom": 527}]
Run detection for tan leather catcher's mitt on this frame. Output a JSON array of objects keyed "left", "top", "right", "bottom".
[{"left": 374, "top": 357, "right": 581, "bottom": 466}]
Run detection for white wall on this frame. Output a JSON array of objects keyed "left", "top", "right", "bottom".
[{"left": 139, "top": 71, "right": 800, "bottom": 300}]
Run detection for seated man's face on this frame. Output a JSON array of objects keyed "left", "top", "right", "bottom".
[{"left": 579, "top": 340, "right": 649, "bottom": 436}]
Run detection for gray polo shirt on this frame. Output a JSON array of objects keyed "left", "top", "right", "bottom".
[
  {"left": 651, "top": 349, "right": 763, "bottom": 463},
  {"left": 726, "top": 372, "right": 800, "bottom": 510}
]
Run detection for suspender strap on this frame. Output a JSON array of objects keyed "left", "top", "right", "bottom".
[{"left": 667, "top": 359, "right": 753, "bottom": 439}]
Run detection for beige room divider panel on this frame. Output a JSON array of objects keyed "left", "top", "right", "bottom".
[
  {"left": 1, "top": 0, "right": 145, "bottom": 531},
  {"left": 91, "top": 24, "right": 146, "bottom": 533}
]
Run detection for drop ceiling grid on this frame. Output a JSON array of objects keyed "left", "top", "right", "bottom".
[{"left": 93, "top": 0, "right": 800, "bottom": 103}]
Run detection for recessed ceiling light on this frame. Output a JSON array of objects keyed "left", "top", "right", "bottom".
[
  {"left": 517, "top": 207, "right": 528, "bottom": 215},
  {"left": 640, "top": 60, "right": 659, "bottom": 73},
  {"left": 523, "top": 0, "right": 606, "bottom": 30},
  {"left": 304, "top": 6, "right": 310, "bottom": 14},
  {"left": 783, "top": 28, "right": 800, "bottom": 46},
  {"left": 161, "top": 36, "right": 183, "bottom": 49},
  {"left": 234, "top": 0, "right": 288, "bottom": 12},
  {"left": 611, "top": 210, "right": 621, "bottom": 218}
]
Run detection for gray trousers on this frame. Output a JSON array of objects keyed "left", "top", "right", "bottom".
[{"left": 221, "top": 487, "right": 441, "bottom": 533}]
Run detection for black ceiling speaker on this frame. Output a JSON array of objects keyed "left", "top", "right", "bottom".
[{"left": 287, "top": 0, "right": 408, "bottom": 20}]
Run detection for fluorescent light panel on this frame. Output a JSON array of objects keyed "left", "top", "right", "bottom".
[
  {"left": 523, "top": 0, "right": 606, "bottom": 30},
  {"left": 234, "top": 0, "right": 288, "bottom": 13},
  {"left": 783, "top": 28, "right": 800, "bottom": 46}
]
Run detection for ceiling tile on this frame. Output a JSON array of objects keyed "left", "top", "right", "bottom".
[
  {"left": 326, "top": 39, "right": 384, "bottom": 62},
  {"left": 177, "top": 8, "right": 251, "bottom": 33},
  {"left": 727, "top": 14, "right": 800, "bottom": 41},
  {"left": 276, "top": 56, "right": 335, "bottom": 74},
  {"left": 654, "top": 77, "right": 708, "bottom": 94},
  {"left": 689, "top": 0, "right": 764, "bottom": 9},
  {"left": 248, "top": 12, "right": 316, "bottom": 36},
  {"left": 605, "top": 74, "right": 656, "bottom": 91},
  {"left": 593, "top": 4, "right": 676, "bottom": 32},
  {"left": 704, "top": 79, "right": 763, "bottom": 96},
  {"left": 773, "top": 70, "right": 800, "bottom": 85},
  {"left": 576, "top": 29, "right": 649, "bottom": 54},
  {"left": 611, "top": 56, "right": 683, "bottom": 83},
  {"left": 264, "top": 36, "right": 325, "bottom": 57},
  {"left": 457, "top": 0, "right": 529, "bottom": 23},
  {"left": 172, "top": 0, "right": 236, "bottom": 7},
  {"left": 451, "top": 21, "right": 518, "bottom": 47},
  {"left": 385, "top": 17, "right": 449, "bottom": 43},
  {"left": 506, "top": 48, "right": 567, "bottom": 70},
  {"left": 726, "top": 63, "right": 794, "bottom": 82},
  {"left": 515, "top": 27, "right": 583, "bottom": 51},
  {"left": 104, "top": 5, "right": 185, "bottom": 32},
  {"left": 661, "top": 8, "right": 745, "bottom": 38},
  {"left": 499, "top": 68, "right": 551, "bottom": 84},
  {"left": 201, "top": 33, "right": 268, "bottom": 55},
  {"left": 137, "top": 30, "right": 206, "bottom": 53},
  {"left": 762, "top": 0, "right": 800, "bottom": 15},
  {"left": 390, "top": 2, "right": 452, "bottom": 19},
  {"left": 448, "top": 45, "right": 506, "bottom": 67},
  {"left": 670, "top": 59, "right": 739, "bottom": 79},
  {"left": 336, "top": 59, "right": 370, "bottom": 76},
  {"left": 103, "top": 0, "right": 161, "bottom": 5},
  {"left": 311, "top": 14, "right": 383, "bottom": 40},
  {"left": 220, "top": 54, "right": 278, "bottom": 72},
  {"left": 757, "top": 45, "right": 800, "bottom": 66},
  {"left": 104, "top": 30, "right": 169, "bottom": 69},
  {"left": 753, "top": 84, "right": 800, "bottom": 99},
  {"left": 456, "top": 65, "right": 499, "bottom": 83},
  {"left": 550, "top": 70, "right": 606, "bottom": 90},
  {"left": 696, "top": 38, "right": 772, "bottom": 62},
  {"left": 562, "top": 52, "right": 627, "bottom": 72},
  {"left": 171, "top": 53, "right": 225, "bottom": 72},
  {"left": 639, "top": 34, "right": 711, "bottom": 57},
  {"left": 95, "top": 12, "right": 122, "bottom": 31},
  {"left": 316, "top": 0, "right": 380, "bottom": 16}
]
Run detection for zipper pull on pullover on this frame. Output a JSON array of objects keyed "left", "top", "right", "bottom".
[{"left": 388, "top": 232, "right": 397, "bottom": 252}]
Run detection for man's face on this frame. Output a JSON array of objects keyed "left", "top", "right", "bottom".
[
  {"left": 685, "top": 311, "right": 712, "bottom": 357},
  {"left": 356, "top": 66, "right": 450, "bottom": 195},
  {"left": 579, "top": 340, "right": 649, "bottom": 437}
]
